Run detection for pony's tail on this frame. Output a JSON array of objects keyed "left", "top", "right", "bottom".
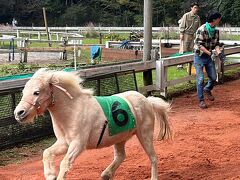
[{"left": 147, "top": 96, "right": 172, "bottom": 141}]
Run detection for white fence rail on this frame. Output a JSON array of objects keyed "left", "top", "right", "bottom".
[
  {"left": 2, "top": 26, "right": 239, "bottom": 35},
  {"left": 0, "top": 47, "right": 240, "bottom": 97},
  {"left": 156, "top": 46, "right": 240, "bottom": 96}
]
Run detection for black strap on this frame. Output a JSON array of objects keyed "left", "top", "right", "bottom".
[{"left": 97, "top": 120, "right": 108, "bottom": 148}]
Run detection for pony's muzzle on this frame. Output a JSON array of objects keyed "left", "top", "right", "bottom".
[{"left": 14, "top": 109, "right": 27, "bottom": 122}]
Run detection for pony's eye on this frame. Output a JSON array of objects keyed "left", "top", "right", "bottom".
[{"left": 33, "top": 91, "right": 40, "bottom": 96}]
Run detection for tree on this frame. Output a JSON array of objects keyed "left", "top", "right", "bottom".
[{"left": 0, "top": 0, "right": 239, "bottom": 27}]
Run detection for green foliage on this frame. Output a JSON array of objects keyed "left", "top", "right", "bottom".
[
  {"left": 17, "top": 63, "right": 26, "bottom": 71},
  {"left": 59, "top": 4, "right": 87, "bottom": 26},
  {"left": 0, "top": 65, "right": 19, "bottom": 76},
  {"left": 1, "top": 0, "right": 240, "bottom": 27},
  {"left": 104, "top": 33, "right": 126, "bottom": 41}
]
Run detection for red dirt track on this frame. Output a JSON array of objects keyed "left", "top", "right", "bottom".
[{"left": 0, "top": 79, "right": 240, "bottom": 180}]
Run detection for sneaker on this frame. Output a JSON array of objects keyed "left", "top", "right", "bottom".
[
  {"left": 177, "top": 65, "right": 183, "bottom": 69},
  {"left": 199, "top": 101, "right": 207, "bottom": 109},
  {"left": 204, "top": 90, "right": 215, "bottom": 101}
]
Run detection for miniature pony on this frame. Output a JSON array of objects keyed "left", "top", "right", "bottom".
[{"left": 14, "top": 68, "right": 172, "bottom": 180}]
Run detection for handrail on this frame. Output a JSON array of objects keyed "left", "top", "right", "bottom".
[
  {"left": 0, "top": 46, "right": 239, "bottom": 95},
  {"left": 156, "top": 46, "right": 240, "bottom": 96}
]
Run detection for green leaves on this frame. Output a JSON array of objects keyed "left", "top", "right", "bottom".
[{"left": 0, "top": 0, "right": 240, "bottom": 26}]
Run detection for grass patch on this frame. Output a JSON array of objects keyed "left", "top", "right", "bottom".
[{"left": 0, "top": 136, "right": 56, "bottom": 166}]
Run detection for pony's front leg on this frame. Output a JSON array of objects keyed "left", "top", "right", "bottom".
[
  {"left": 57, "top": 140, "right": 84, "bottom": 180},
  {"left": 43, "top": 140, "right": 68, "bottom": 180}
]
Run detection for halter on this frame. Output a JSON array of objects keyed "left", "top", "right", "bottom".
[{"left": 21, "top": 83, "right": 73, "bottom": 115}]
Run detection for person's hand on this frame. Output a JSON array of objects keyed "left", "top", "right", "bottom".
[
  {"left": 208, "top": 50, "right": 217, "bottom": 61},
  {"left": 210, "top": 51, "right": 215, "bottom": 60},
  {"left": 218, "top": 52, "right": 226, "bottom": 62},
  {"left": 180, "top": 34, "right": 184, "bottom": 40}
]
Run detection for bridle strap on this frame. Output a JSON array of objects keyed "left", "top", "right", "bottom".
[
  {"left": 21, "top": 83, "right": 73, "bottom": 115},
  {"left": 51, "top": 84, "right": 73, "bottom": 99},
  {"left": 21, "top": 86, "right": 54, "bottom": 115}
]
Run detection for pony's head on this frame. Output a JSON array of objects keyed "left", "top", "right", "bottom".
[{"left": 14, "top": 68, "right": 93, "bottom": 123}]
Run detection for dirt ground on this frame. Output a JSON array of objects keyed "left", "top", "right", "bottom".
[
  {"left": 0, "top": 79, "right": 240, "bottom": 180},
  {"left": 0, "top": 52, "right": 69, "bottom": 65},
  {"left": 0, "top": 47, "right": 178, "bottom": 65}
]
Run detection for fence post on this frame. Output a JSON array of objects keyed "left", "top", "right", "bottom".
[
  {"left": 8, "top": 38, "right": 14, "bottom": 62},
  {"left": 160, "top": 62, "right": 168, "bottom": 98},
  {"left": 188, "top": 62, "right": 192, "bottom": 83},
  {"left": 105, "top": 41, "right": 110, "bottom": 48},
  {"left": 156, "top": 59, "right": 167, "bottom": 97},
  {"left": 99, "top": 32, "right": 102, "bottom": 44},
  {"left": 23, "top": 40, "right": 28, "bottom": 63},
  {"left": 155, "top": 60, "right": 161, "bottom": 90},
  {"left": 12, "top": 38, "right": 14, "bottom": 61},
  {"left": 56, "top": 33, "right": 59, "bottom": 41},
  {"left": 143, "top": 0, "right": 153, "bottom": 95},
  {"left": 43, "top": 7, "right": 52, "bottom": 47},
  {"left": 38, "top": 31, "right": 41, "bottom": 40},
  {"left": 63, "top": 38, "right": 67, "bottom": 60},
  {"left": 17, "top": 30, "right": 20, "bottom": 39}
]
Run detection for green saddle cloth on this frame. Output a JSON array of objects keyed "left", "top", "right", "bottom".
[{"left": 95, "top": 96, "right": 136, "bottom": 136}]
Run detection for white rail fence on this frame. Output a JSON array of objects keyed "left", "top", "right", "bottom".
[
  {"left": 12, "top": 27, "right": 240, "bottom": 35},
  {"left": 0, "top": 46, "right": 239, "bottom": 97},
  {"left": 156, "top": 46, "right": 240, "bottom": 96},
  {"left": 1, "top": 27, "right": 240, "bottom": 38},
  {"left": 0, "top": 33, "right": 84, "bottom": 62}
]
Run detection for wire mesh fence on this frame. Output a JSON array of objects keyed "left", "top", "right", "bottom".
[{"left": 0, "top": 70, "right": 138, "bottom": 149}]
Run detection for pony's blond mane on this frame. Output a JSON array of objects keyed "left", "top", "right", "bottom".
[{"left": 33, "top": 68, "right": 93, "bottom": 96}]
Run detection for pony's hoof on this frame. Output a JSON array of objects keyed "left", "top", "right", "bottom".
[
  {"left": 101, "top": 175, "right": 110, "bottom": 180},
  {"left": 46, "top": 175, "right": 57, "bottom": 180}
]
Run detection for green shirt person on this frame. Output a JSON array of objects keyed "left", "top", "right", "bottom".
[{"left": 193, "top": 11, "right": 224, "bottom": 109}]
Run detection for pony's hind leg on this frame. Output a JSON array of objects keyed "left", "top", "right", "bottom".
[
  {"left": 101, "top": 141, "right": 126, "bottom": 180},
  {"left": 137, "top": 126, "right": 158, "bottom": 180}
]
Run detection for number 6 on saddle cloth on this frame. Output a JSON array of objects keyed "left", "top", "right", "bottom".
[{"left": 95, "top": 96, "right": 136, "bottom": 136}]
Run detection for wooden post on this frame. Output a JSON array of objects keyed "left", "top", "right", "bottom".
[
  {"left": 73, "top": 43, "right": 77, "bottom": 70},
  {"left": 143, "top": 0, "right": 152, "bottom": 62},
  {"left": 99, "top": 33, "right": 102, "bottom": 44},
  {"left": 143, "top": 0, "right": 153, "bottom": 95},
  {"left": 63, "top": 38, "right": 67, "bottom": 60},
  {"left": 23, "top": 40, "right": 28, "bottom": 62},
  {"left": 188, "top": 62, "right": 192, "bottom": 83},
  {"left": 42, "top": 7, "right": 52, "bottom": 47}
]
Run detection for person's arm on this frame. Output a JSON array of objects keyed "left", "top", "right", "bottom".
[
  {"left": 200, "top": 47, "right": 211, "bottom": 55},
  {"left": 195, "top": 28, "right": 212, "bottom": 56},
  {"left": 179, "top": 14, "right": 187, "bottom": 40}
]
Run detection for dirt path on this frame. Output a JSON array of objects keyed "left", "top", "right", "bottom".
[
  {"left": 0, "top": 52, "right": 72, "bottom": 65},
  {"left": 0, "top": 79, "right": 240, "bottom": 180}
]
